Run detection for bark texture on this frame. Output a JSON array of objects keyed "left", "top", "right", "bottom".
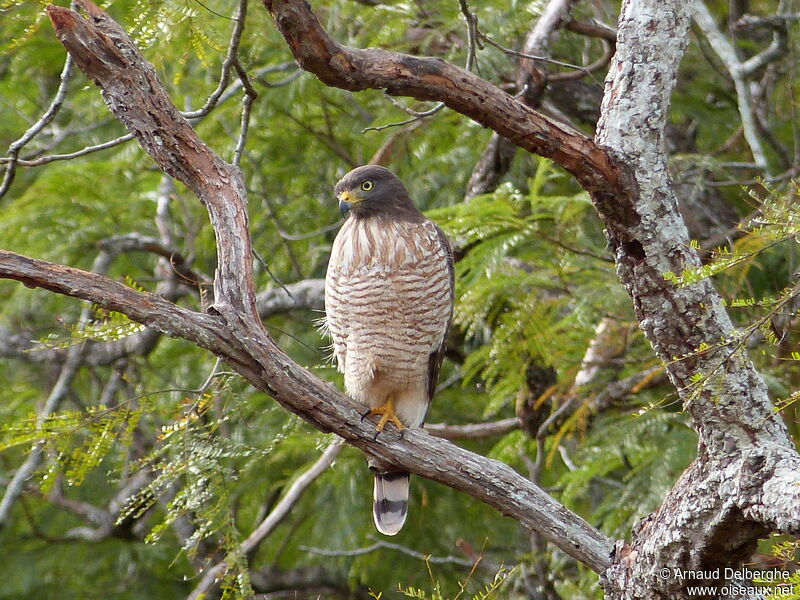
[
  {"left": 594, "top": 2, "right": 800, "bottom": 598},
  {"left": 263, "top": 0, "right": 631, "bottom": 207}
]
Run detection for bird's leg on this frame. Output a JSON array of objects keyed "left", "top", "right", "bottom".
[{"left": 369, "top": 396, "right": 404, "bottom": 432}]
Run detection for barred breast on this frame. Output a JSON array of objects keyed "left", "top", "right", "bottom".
[{"left": 325, "top": 215, "right": 452, "bottom": 424}]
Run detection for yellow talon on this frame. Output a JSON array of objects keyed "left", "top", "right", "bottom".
[{"left": 370, "top": 398, "right": 404, "bottom": 432}]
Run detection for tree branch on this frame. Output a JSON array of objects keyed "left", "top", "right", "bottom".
[
  {"left": 262, "top": 0, "right": 628, "bottom": 203},
  {"left": 0, "top": 54, "right": 74, "bottom": 201},
  {"left": 692, "top": 0, "right": 771, "bottom": 174},
  {"left": 0, "top": 246, "right": 127, "bottom": 528},
  {"left": 256, "top": 279, "right": 325, "bottom": 318},
  {"left": 0, "top": 343, "right": 83, "bottom": 528},
  {"left": 425, "top": 417, "right": 520, "bottom": 440},
  {"left": 48, "top": 0, "right": 257, "bottom": 320},
  {"left": 466, "top": 0, "right": 580, "bottom": 200},
  {"left": 595, "top": 1, "right": 800, "bottom": 597}
]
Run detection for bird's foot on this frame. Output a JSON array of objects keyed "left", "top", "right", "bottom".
[{"left": 369, "top": 401, "right": 404, "bottom": 433}]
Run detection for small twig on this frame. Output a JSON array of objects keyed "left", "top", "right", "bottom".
[
  {"left": 362, "top": 97, "right": 446, "bottom": 133},
  {"left": 362, "top": 114, "right": 436, "bottom": 134},
  {"left": 16, "top": 118, "right": 113, "bottom": 160},
  {"left": 252, "top": 248, "right": 294, "bottom": 302},
  {"left": 478, "top": 32, "right": 599, "bottom": 76},
  {"left": 733, "top": 13, "right": 800, "bottom": 30},
  {"left": 155, "top": 175, "right": 176, "bottom": 248},
  {"left": 301, "top": 539, "right": 476, "bottom": 567},
  {"left": 565, "top": 18, "right": 617, "bottom": 42},
  {"left": 692, "top": 1, "right": 775, "bottom": 175},
  {"left": 277, "top": 221, "right": 343, "bottom": 241},
  {"left": 2, "top": 64, "right": 299, "bottom": 172},
  {"left": 284, "top": 111, "right": 357, "bottom": 165},
  {"left": 384, "top": 95, "right": 444, "bottom": 118},
  {"left": 531, "top": 230, "right": 614, "bottom": 262},
  {"left": 190, "top": 0, "right": 237, "bottom": 20},
  {"left": 0, "top": 246, "right": 119, "bottom": 527},
  {"left": 0, "top": 54, "right": 74, "bottom": 201},
  {"left": 704, "top": 165, "right": 800, "bottom": 187},
  {"left": 363, "top": 0, "right": 481, "bottom": 134},
  {"left": 458, "top": 0, "right": 479, "bottom": 72},
  {"left": 549, "top": 38, "right": 614, "bottom": 83},
  {"left": 0, "top": 133, "right": 135, "bottom": 168},
  {"left": 182, "top": 0, "right": 249, "bottom": 120},
  {"left": 232, "top": 59, "right": 258, "bottom": 167},
  {"left": 194, "top": 357, "right": 224, "bottom": 396},
  {"left": 96, "top": 233, "right": 207, "bottom": 288},
  {"left": 256, "top": 67, "right": 302, "bottom": 88}
]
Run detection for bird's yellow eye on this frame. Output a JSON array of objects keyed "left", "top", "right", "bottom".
[{"left": 361, "top": 180, "right": 374, "bottom": 191}]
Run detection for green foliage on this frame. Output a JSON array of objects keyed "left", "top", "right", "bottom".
[
  {"left": 558, "top": 409, "right": 696, "bottom": 537},
  {"left": 1, "top": 1, "right": 799, "bottom": 599},
  {"left": 390, "top": 564, "right": 515, "bottom": 600},
  {"left": 664, "top": 184, "right": 799, "bottom": 288},
  {"left": 38, "top": 307, "right": 145, "bottom": 349},
  {"left": 431, "top": 160, "right": 622, "bottom": 416}
]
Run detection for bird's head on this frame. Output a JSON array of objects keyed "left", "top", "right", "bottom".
[{"left": 334, "top": 165, "right": 417, "bottom": 219}]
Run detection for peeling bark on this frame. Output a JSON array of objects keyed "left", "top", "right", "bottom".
[{"left": 595, "top": 2, "right": 800, "bottom": 598}]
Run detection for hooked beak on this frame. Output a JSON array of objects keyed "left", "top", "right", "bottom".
[{"left": 338, "top": 190, "right": 359, "bottom": 217}]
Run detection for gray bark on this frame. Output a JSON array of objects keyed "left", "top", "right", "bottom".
[{"left": 595, "top": 2, "right": 800, "bottom": 598}]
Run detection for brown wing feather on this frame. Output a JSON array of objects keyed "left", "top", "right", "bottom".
[{"left": 426, "top": 223, "right": 455, "bottom": 404}]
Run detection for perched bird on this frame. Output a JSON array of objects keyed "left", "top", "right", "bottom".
[{"left": 325, "top": 165, "right": 454, "bottom": 535}]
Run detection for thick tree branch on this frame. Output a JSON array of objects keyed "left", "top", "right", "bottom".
[
  {"left": 0, "top": 251, "right": 233, "bottom": 359},
  {"left": 48, "top": 0, "right": 256, "bottom": 321},
  {"left": 18, "top": 1, "right": 797, "bottom": 598},
  {"left": 594, "top": 1, "right": 800, "bottom": 597},
  {"left": 260, "top": 0, "right": 796, "bottom": 451},
  {"left": 262, "top": 0, "right": 630, "bottom": 207},
  {"left": 0, "top": 229, "right": 194, "bottom": 366}
]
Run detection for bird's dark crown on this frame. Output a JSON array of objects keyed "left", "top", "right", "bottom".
[{"left": 334, "top": 165, "right": 421, "bottom": 220}]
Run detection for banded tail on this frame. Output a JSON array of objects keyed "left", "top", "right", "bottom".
[{"left": 373, "top": 471, "right": 409, "bottom": 536}]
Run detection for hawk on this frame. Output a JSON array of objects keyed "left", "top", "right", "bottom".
[{"left": 325, "top": 165, "right": 454, "bottom": 536}]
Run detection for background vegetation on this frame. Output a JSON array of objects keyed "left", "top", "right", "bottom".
[{"left": 1, "top": 0, "right": 798, "bottom": 598}]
